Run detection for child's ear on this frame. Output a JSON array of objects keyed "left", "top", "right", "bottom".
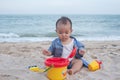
[
  {"left": 71, "top": 29, "right": 73, "bottom": 32},
  {"left": 55, "top": 30, "right": 57, "bottom": 32}
]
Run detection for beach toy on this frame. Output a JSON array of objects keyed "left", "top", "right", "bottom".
[
  {"left": 28, "top": 65, "right": 52, "bottom": 73},
  {"left": 45, "top": 57, "right": 69, "bottom": 80},
  {"left": 45, "top": 47, "right": 76, "bottom": 80},
  {"left": 88, "top": 60, "right": 102, "bottom": 71},
  {"left": 29, "top": 47, "right": 77, "bottom": 80},
  {"left": 67, "top": 46, "right": 77, "bottom": 59},
  {"left": 81, "top": 58, "right": 102, "bottom": 71}
]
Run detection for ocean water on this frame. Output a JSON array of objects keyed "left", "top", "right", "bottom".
[{"left": 0, "top": 14, "right": 120, "bottom": 42}]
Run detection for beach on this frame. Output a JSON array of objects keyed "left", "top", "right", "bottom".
[{"left": 0, "top": 41, "right": 120, "bottom": 80}]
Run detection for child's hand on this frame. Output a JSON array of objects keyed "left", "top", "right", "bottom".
[
  {"left": 79, "top": 49, "right": 85, "bottom": 56},
  {"left": 42, "top": 49, "right": 52, "bottom": 56}
]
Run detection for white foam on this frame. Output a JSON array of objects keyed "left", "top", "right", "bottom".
[
  {"left": 0, "top": 37, "right": 54, "bottom": 42},
  {"left": 0, "top": 33, "right": 20, "bottom": 38},
  {"left": 0, "top": 36, "right": 120, "bottom": 42},
  {"left": 77, "top": 36, "right": 120, "bottom": 41}
]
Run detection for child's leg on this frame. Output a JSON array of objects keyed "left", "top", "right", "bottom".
[{"left": 68, "top": 59, "right": 83, "bottom": 75}]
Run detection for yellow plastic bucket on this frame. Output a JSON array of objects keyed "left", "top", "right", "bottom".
[
  {"left": 88, "top": 60, "right": 102, "bottom": 71},
  {"left": 45, "top": 57, "right": 69, "bottom": 80}
]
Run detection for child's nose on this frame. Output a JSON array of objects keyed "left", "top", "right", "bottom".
[{"left": 62, "top": 33, "right": 66, "bottom": 36}]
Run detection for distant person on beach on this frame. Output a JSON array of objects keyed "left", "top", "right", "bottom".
[{"left": 42, "top": 16, "right": 85, "bottom": 75}]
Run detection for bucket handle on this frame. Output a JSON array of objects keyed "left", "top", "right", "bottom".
[{"left": 44, "top": 65, "right": 53, "bottom": 72}]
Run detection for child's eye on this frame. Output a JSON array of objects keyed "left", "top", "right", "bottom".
[
  {"left": 65, "top": 32, "right": 69, "bottom": 34},
  {"left": 59, "top": 32, "right": 62, "bottom": 34}
]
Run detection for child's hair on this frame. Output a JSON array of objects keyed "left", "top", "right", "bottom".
[{"left": 56, "top": 16, "right": 72, "bottom": 29}]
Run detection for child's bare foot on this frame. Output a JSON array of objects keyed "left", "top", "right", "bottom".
[{"left": 67, "top": 69, "right": 73, "bottom": 75}]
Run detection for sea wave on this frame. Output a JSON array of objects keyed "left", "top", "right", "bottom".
[
  {"left": 77, "top": 36, "right": 120, "bottom": 41},
  {"left": 0, "top": 33, "right": 20, "bottom": 38},
  {"left": 0, "top": 36, "right": 120, "bottom": 42}
]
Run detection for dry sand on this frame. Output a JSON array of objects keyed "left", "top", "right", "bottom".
[{"left": 0, "top": 41, "right": 120, "bottom": 80}]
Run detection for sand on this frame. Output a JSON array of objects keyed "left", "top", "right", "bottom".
[{"left": 0, "top": 41, "right": 120, "bottom": 80}]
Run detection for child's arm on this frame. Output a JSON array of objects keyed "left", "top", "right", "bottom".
[{"left": 42, "top": 49, "right": 52, "bottom": 56}]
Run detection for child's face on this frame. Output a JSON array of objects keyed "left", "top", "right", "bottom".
[{"left": 56, "top": 22, "right": 72, "bottom": 42}]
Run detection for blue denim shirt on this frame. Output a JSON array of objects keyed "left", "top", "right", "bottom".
[{"left": 48, "top": 36, "right": 85, "bottom": 59}]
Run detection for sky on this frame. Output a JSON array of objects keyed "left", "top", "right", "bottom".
[{"left": 0, "top": 0, "right": 120, "bottom": 15}]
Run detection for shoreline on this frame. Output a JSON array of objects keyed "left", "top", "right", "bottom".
[
  {"left": 0, "top": 41, "right": 120, "bottom": 80},
  {"left": 0, "top": 40, "right": 120, "bottom": 55}
]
